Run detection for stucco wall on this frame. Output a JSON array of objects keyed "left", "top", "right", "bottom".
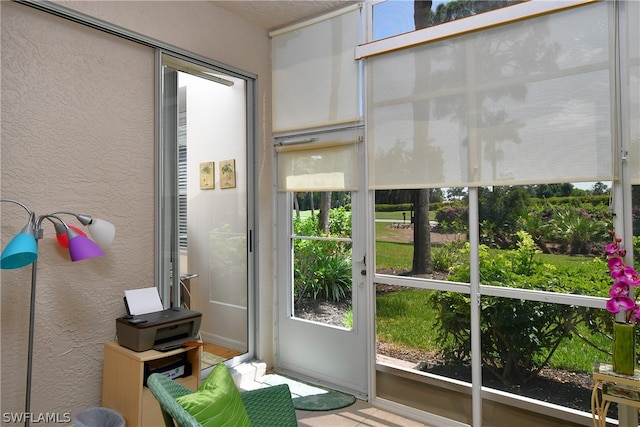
[{"left": 0, "top": 0, "right": 273, "bottom": 421}]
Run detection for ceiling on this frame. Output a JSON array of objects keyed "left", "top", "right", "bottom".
[{"left": 212, "top": 0, "right": 359, "bottom": 32}]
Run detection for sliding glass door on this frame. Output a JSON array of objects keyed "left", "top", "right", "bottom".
[{"left": 159, "top": 53, "right": 256, "bottom": 367}]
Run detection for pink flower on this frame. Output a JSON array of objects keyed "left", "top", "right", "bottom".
[
  {"left": 618, "top": 266, "right": 640, "bottom": 285},
  {"left": 608, "top": 256, "right": 623, "bottom": 272},
  {"left": 606, "top": 242, "right": 620, "bottom": 255},
  {"left": 606, "top": 232, "right": 639, "bottom": 323},
  {"left": 606, "top": 296, "right": 637, "bottom": 314},
  {"left": 610, "top": 281, "right": 630, "bottom": 297}
]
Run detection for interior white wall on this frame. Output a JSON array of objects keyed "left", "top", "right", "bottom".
[{"left": 1, "top": 0, "right": 273, "bottom": 420}]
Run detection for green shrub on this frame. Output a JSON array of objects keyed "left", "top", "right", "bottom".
[
  {"left": 542, "top": 208, "right": 610, "bottom": 254},
  {"left": 435, "top": 205, "right": 468, "bottom": 233},
  {"left": 517, "top": 204, "right": 612, "bottom": 255},
  {"left": 479, "top": 186, "right": 530, "bottom": 248},
  {"left": 328, "top": 206, "right": 352, "bottom": 237},
  {"left": 293, "top": 210, "right": 352, "bottom": 302},
  {"left": 432, "top": 240, "right": 466, "bottom": 272},
  {"left": 343, "top": 308, "right": 353, "bottom": 329},
  {"left": 430, "top": 231, "right": 611, "bottom": 385},
  {"left": 375, "top": 203, "right": 414, "bottom": 213}
]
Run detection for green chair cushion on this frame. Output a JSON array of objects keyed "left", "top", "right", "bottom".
[{"left": 176, "top": 363, "right": 251, "bottom": 427}]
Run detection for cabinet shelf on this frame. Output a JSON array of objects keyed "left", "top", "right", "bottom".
[{"left": 102, "top": 340, "right": 201, "bottom": 427}]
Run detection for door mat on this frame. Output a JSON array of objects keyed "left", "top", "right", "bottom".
[{"left": 260, "top": 374, "right": 356, "bottom": 411}]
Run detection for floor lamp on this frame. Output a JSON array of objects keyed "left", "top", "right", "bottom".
[{"left": 0, "top": 199, "right": 115, "bottom": 427}]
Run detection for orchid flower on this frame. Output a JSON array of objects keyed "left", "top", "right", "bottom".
[
  {"left": 630, "top": 306, "right": 640, "bottom": 323},
  {"left": 610, "top": 281, "right": 630, "bottom": 297},
  {"left": 606, "top": 242, "right": 621, "bottom": 256},
  {"left": 605, "top": 232, "right": 639, "bottom": 323},
  {"left": 607, "top": 296, "right": 637, "bottom": 314}
]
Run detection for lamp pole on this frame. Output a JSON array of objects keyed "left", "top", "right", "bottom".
[
  {"left": 25, "top": 250, "right": 39, "bottom": 427},
  {"left": 1, "top": 200, "right": 114, "bottom": 427}
]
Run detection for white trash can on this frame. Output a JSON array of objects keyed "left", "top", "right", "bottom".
[{"left": 73, "top": 407, "right": 125, "bottom": 427}]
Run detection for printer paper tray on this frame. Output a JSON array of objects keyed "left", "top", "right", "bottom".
[{"left": 153, "top": 336, "right": 197, "bottom": 352}]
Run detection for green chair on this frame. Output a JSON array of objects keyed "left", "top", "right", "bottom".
[{"left": 147, "top": 372, "right": 298, "bottom": 427}]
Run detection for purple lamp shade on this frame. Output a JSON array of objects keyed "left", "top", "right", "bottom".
[{"left": 66, "top": 228, "right": 104, "bottom": 261}]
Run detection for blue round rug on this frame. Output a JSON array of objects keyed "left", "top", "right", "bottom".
[
  {"left": 292, "top": 389, "right": 356, "bottom": 411},
  {"left": 260, "top": 374, "right": 356, "bottom": 411}
]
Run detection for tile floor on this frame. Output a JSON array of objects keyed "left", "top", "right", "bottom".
[
  {"left": 230, "top": 361, "right": 433, "bottom": 426},
  {"left": 296, "top": 399, "right": 432, "bottom": 427}
]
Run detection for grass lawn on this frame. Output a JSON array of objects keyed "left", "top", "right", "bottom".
[
  {"left": 376, "top": 289, "right": 441, "bottom": 350},
  {"left": 376, "top": 241, "right": 412, "bottom": 271}
]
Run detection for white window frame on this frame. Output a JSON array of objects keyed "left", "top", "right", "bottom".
[{"left": 360, "top": 1, "right": 638, "bottom": 426}]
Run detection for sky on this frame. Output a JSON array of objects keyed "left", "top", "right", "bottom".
[{"left": 373, "top": 0, "right": 448, "bottom": 40}]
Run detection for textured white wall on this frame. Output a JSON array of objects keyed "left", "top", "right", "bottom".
[{"left": 0, "top": 0, "right": 273, "bottom": 421}]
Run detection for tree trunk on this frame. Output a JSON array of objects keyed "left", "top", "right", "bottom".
[
  {"left": 414, "top": 0, "right": 432, "bottom": 29},
  {"left": 293, "top": 193, "right": 300, "bottom": 218},
  {"left": 319, "top": 192, "right": 331, "bottom": 234},
  {"left": 412, "top": 189, "right": 432, "bottom": 274},
  {"left": 309, "top": 192, "right": 315, "bottom": 217},
  {"left": 411, "top": 1, "right": 433, "bottom": 275}
]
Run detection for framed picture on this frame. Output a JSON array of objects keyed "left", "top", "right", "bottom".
[
  {"left": 199, "top": 161, "right": 215, "bottom": 189},
  {"left": 220, "top": 159, "right": 236, "bottom": 189}
]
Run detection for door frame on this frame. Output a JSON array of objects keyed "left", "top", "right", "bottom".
[
  {"left": 156, "top": 50, "right": 258, "bottom": 366},
  {"left": 274, "top": 127, "right": 370, "bottom": 398}
]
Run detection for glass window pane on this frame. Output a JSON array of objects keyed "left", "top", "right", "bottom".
[
  {"left": 374, "top": 187, "right": 471, "bottom": 420},
  {"left": 476, "top": 303, "right": 609, "bottom": 415},
  {"left": 292, "top": 192, "right": 353, "bottom": 329},
  {"left": 372, "top": 0, "right": 525, "bottom": 41},
  {"left": 475, "top": 183, "right": 612, "bottom": 293},
  {"left": 376, "top": 283, "right": 473, "bottom": 422},
  {"left": 375, "top": 188, "right": 469, "bottom": 278}
]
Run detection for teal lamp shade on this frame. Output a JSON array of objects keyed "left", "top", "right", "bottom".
[
  {"left": 67, "top": 228, "right": 104, "bottom": 261},
  {"left": 1, "top": 225, "right": 38, "bottom": 269}
]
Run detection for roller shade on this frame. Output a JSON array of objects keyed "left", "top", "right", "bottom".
[
  {"left": 367, "top": 2, "right": 615, "bottom": 189},
  {"left": 271, "top": 6, "right": 361, "bottom": 133},
  {"left": 276, "top": 138, "right": 360, "bottom": 192}
]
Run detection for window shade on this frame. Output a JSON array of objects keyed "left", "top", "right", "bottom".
[
  {"left": 276, "top": 139, "right": 359, "bottom": 192},
  {"left": 272, "top": 7, "right": 361, "bottom": 133},
  {"left": 367, "top": 2, "right": 614, "bottom": 189}
]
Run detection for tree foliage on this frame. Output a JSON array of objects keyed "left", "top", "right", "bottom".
[{"left": 430, "top": 1, "right": 525, "bottom": 27}]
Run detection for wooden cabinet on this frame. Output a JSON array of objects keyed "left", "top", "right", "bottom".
[{"left": 102, "top": 340, "right": 201, "bottom": 427}]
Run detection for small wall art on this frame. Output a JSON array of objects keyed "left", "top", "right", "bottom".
[
  {"left": 219, "top": 159, "right": 236, "bottom": 189},
  {"left": 200, "top": 161, "right": 215, "bottom": 189}
]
